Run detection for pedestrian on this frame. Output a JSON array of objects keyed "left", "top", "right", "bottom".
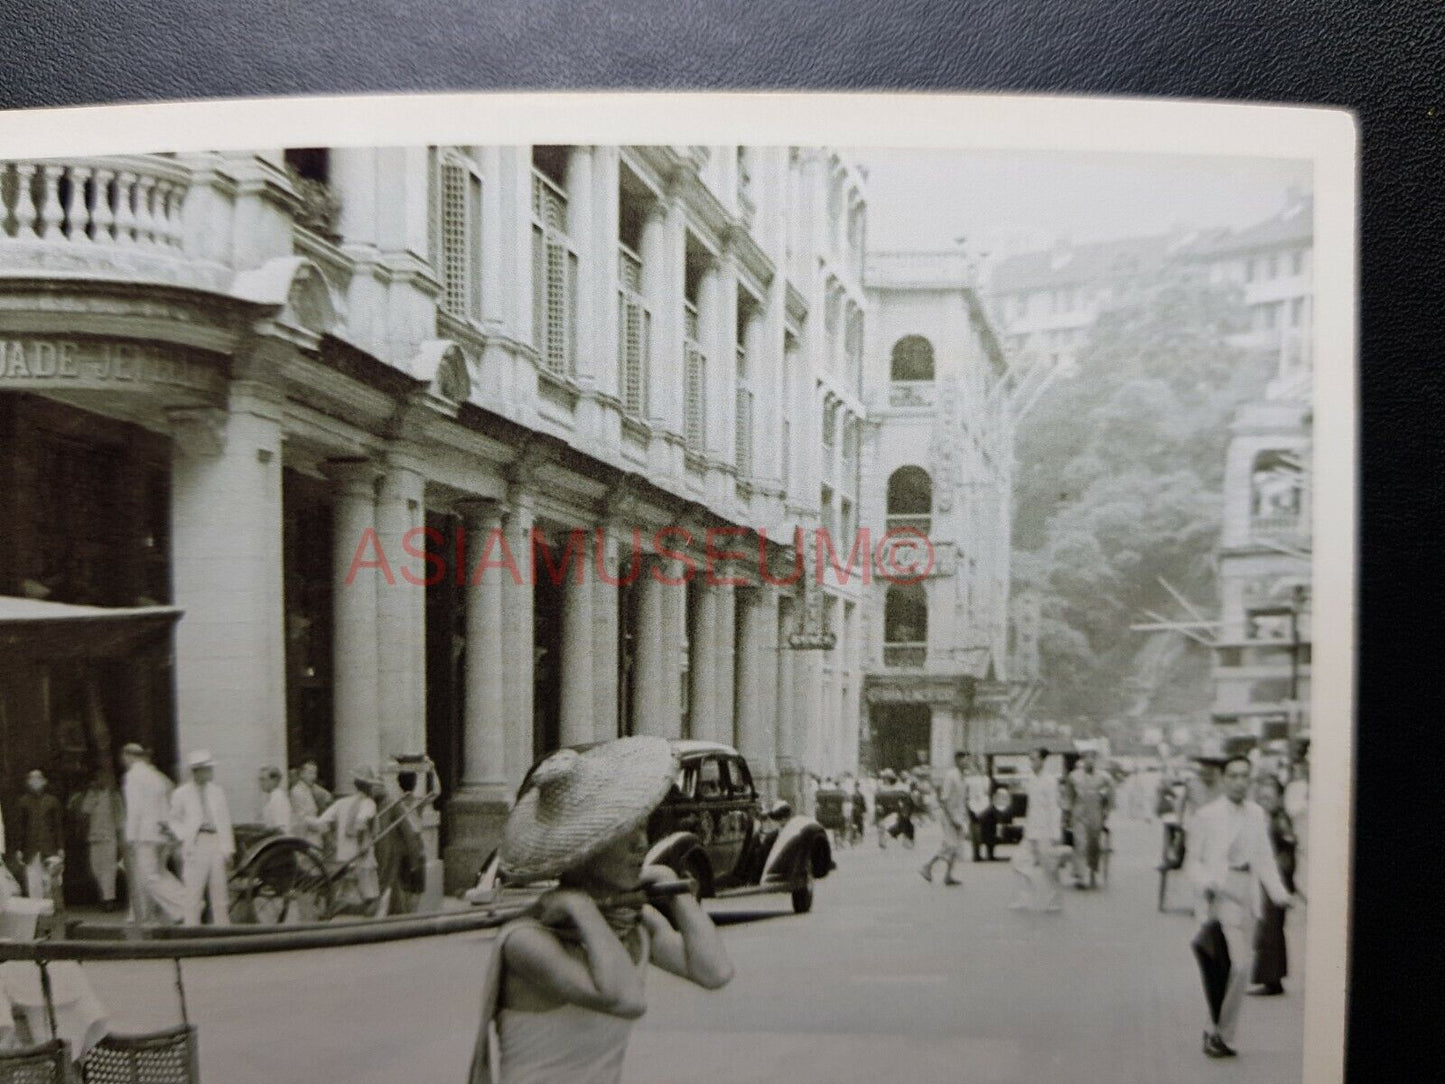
[
  {"left": 372, "top": 766, "right": 426, "bottom": 916},
  {"left": 468, "top": 736, "right": 731, "bottom": 1083},
  {"left": 962, "top": 754, "right": 999, "bottom": 861},
  {"left": 289, "top": 757, "right": 332, "bottom": 846},
  {"left": 257, "top": 764, "right": 292, "bottom": 832},
  {"left": 314, "top": 766, "right": 382, "bottom": 913},
  {"left": 1187, "top": 755, "right": 1296, "bottom": 1059},
  {"left": 169, "top": 750, "right": 235, "bottom": 926},
  {"left": 1065, "top": 750, "right": 1113, "bottom": 889},
  {"left": 1249, "top": 775, "right": 1297, "bottom": 997},
  {"left": 847, "top": 777, "right": 867, "bottom": 846},
  {"left": 1010, "top": 747, "right": 1065, "bottom": 913},
  {"left": 920, "top": 750, "right": 966, "bottom": 885},
  {"left": 1282, "top": 741, "right": 1309, "bottom": 900},
  {"left": 120, "top": 743, "right": 184, "bottom": 924},
  {"left": 15, "top": 769, "right": 64, "bottom": 903},
  {"left": 71, "top": 770, "right": 125, "bottom": 910}
]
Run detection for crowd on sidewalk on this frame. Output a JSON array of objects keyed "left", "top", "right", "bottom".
[{"left": 0, "top": 746, "right": 424, "bottom": 927}]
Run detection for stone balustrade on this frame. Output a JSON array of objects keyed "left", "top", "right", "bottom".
[{"left": 1, "top": 156, "right": 190, "bottom": 253}]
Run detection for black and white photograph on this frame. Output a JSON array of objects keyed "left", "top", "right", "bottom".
[{"left": 0, "top": 93, "right": 1354, "bottom": 1083}]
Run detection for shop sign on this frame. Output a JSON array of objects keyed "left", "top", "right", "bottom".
[{"left": 0, "top": 338, "right": 222, "bottom": 396}]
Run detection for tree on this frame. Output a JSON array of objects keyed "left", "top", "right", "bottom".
[{"left": 1013, "top": 276, "right": 1273, "bottom": 725}]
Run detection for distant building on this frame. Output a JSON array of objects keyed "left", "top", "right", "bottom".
[
  {"left": 859, "top": 251, "right": 1015, "bottom": 773},
  {"left": 987, "top": 191, "right": 1314, "bottom": 413},
  {"left": 1203, "top": 195, "right": 1313, "bottom": 745}
]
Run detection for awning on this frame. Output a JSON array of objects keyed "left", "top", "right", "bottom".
[{"left": 0, "top": 596, "right": 183, "bottom": 661}]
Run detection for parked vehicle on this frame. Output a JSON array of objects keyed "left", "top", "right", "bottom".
[{"left": 469, "top": 740, "right": 834, "bottom": 913}]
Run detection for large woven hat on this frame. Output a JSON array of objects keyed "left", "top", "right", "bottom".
[{"left": 500, "top": 737, "right": 678, "bottom": 883}]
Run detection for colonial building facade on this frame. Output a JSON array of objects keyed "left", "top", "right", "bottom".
[
  {"left": 859, "top": 251, "right": 1015, "bottom": 772},
  {"left": 0, "top": 145, "right": 874, "bottom": 888}
]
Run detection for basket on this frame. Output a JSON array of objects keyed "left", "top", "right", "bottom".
[
  {"left": 0, "top": 1039, "right": 71, "bottom": 1084},
  {"left": 78, "top": 1025, "right": 198, "bottom": 1084}
]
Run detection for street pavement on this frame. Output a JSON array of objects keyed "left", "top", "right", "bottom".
[{"left": 628, "top": 815, "right": 1304, "bottom": 1084}]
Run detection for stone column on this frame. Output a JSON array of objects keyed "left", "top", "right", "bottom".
[
  {"left": 564, "top": 147, "right": 597, "bottom": 394},
  {"left": 375, "top": 461, "right": 427, "bottom": 758},
  {"left": 714, "top": 581, "right": 737, "bottom": 746},
  {"left": 169, "top": 386, "right": 286, "bottom": 804},
  {"left": 458, "top": 500, "right": 509, "bottom": 789},
  {"left": 326, "top": 459, "right": 382, "bottom": 790},
  {"left": 591, "top": 531, "right": 622, "bottom": 741},
  {"left": 501, "top": 500, "right": 535, "bottom": 790},
  {"left": 688, "top": 580, "right": 718, "bottom": 741},
  {"left": 558, "top": 529, "right": 595, "bottom": 747},
  {"left": 633, "top": 557, "right": 683, "bottom": 738},
  {"left": 445, "top": 499, "right": 511, "bottom": 891},
  {"left": 735, "top": 585, "right": 779, "bottom": 800},
  {"left": 775, "top": 594, "right": 800, "bottom": 806}
]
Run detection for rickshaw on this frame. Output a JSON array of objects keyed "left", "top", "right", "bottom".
[
  {"left": 812, "top": 784, "right": 850, "bottom": 847},
  {"left": 227, "top": 756, "right": 440, "bottom": 924}
]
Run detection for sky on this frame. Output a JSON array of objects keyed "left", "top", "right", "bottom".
[{"left": 848, "top": 148, "right": 1313, "bottom": 257}]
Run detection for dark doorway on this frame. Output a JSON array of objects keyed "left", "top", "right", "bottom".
[
  {"left": 870, "top": 703, "right": 932, "bottom": 774},
  {"left": 531, "top": 534, "right": 563, "bottom": 757},
  {"left": 425, "top": 511, "right": 465, "bottom": 845},
  {"left": 282, "top": 469, "right": 335, "bottom": 789}
]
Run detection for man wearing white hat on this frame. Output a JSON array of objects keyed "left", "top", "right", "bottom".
[{"left": 168, "top": 751, "right": 235, "bottom": 926}]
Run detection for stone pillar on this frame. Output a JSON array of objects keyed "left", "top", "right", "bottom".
[
  {"left": 445, "top": 499, "right": 511, "bottom": 890},
  {"left": 633, "top": 557, "right": 683, "bottom": 738},
  {"left": 558, "top": 529, "right": 595, "bottom": 747},
  {"left": 775, "top": 594, "right": 800, "bottom": 806},
  {"left": 736, "top": 585, "right": 779, "bottom": 800},
  {"left": 591, "top": 531, "right": 622, "bottom": 740},
  {"left": 375, "top": 461, "right": 427, "bottom": 758},
  {"left": 326, "top": 459, "right": 382, "bottom": 791},
  {"left": 501, "top": 500, "right": 535, "bottom": 791},
  {"left": 713, "top": 582, "right": 737, "bottom": 746},
  {"left": 564, "top": 147, "right": 597, "bottom": 392},
  {"left": 931, "top": 703, "right": 958, "bottom": 772},
  {"left": 169, "top": 387, "right": 286, "bottom": 803}
]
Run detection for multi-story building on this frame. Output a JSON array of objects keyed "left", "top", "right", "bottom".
[
  {"left": 1210, "top": 367, "right": 1312, "bottom": 743},
  {"left": 859, "top": 251, "right": 1015, "bottom": 773},
  {"left": 0, "top": 144, "right": 871, "bottom": 888},
  {"left": 987, "top": 191, "right": 1314, "bottom": 415}
]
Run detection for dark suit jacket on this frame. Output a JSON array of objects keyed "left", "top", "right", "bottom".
[{"left": 17, "top": 791, "right": 64, "bottom": 860}]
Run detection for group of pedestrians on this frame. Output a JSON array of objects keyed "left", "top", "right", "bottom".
[{"left": 1, "top": 744, "right": 420, "bottom": 927}]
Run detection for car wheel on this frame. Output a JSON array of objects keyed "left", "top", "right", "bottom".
[{"left": 791, "top": 864, "right": 815, "bottom": 914}]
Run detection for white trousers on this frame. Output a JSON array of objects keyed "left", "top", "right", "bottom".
[
  {"left": 180, "top": 834, "right": 231, "bottom": 926},
  {"left": 1212, "top": 894, "right": 1259, "bottom": 1047},
  {"left": 24, "top": 855, "right": 53, "bottom": 900},
  {"left": 89, "top": 842, "right": 118, "bottom": 902},
  {"left": 129, "top": 843, "right": 186, "bottom": 924}
]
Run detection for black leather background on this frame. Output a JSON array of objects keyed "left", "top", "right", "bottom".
[{"left": 0, "top": 2, "right": 1440, "bottom": 1077}]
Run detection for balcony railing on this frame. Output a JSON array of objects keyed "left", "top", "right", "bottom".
[
  {"left": 883, "top": 642, "right": 927, "bottom": 669},
  {"left": 1, "top": 157, "right": 189, "bottom": 257},
  {"left": 889, "top": 381, "right": 936, "bottom": 408},
  {"left": 886, "top": 515, "right": 932, "bottom": 538}
]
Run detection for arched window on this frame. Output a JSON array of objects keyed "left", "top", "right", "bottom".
[
  {"left": 890, "top": 336, "right": 935, "bottom": 382},
  {"left": 887, "top": 466, "right": 932, "bottom": 536},
  {"left": 883, "top": 584, "right": 928, "bottom": 668}
]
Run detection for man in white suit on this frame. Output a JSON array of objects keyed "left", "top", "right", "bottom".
[
  {"left": 121, "top": 743, "right": 184, "bottom": 924},
  {"left": 169, "top": 750, "right": 235, "bottom": 926},
  {"left": 1187, "top": 755, "right": 1296, "bottom": 1058}
]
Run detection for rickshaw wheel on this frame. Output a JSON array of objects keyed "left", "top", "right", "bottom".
[{"left": 242, "top": 842, "right": 334, "bottom": 924}]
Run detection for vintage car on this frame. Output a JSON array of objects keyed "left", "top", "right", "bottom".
[{"left": 469, "top": 740, "right": 834, "bottom": 913}]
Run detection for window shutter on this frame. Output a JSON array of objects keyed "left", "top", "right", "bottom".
[
  {"left": 735, "top": 387, "right": 753, "bottom": 477},
  {"left": 685, "top": 346, "right": 706, "bottom": 451},
  {"left": 440, "top": 157, "right": 469, "bottom": 317}
]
